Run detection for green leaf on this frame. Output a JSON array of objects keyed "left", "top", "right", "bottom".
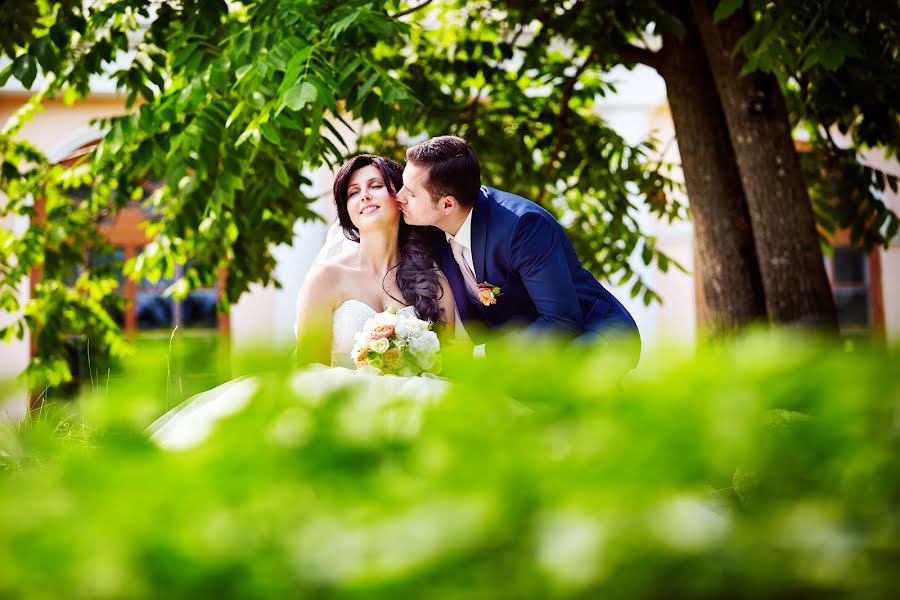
[
  {"left": 259, "top": 122, "right": 282, "bottom": 145},
  {"left": 235, "top": 126, "right": 261, "bottom": 148},
  {"left": 337, "top": 57, "right": 362, "bottom": 84},
  {"left": 173, "top": 43, "right": 199, "bottom": 69},
  {"left": 713, "top": 0, "right": 743, "bottom": 23},
  {"left": 247, "top": 91, "right": 266, "bottom": 110},
  {"left": 17, "top": 55, "right": 38, "bottom": 88},
  {"left": 322, "top": 118, "right": 348, "bottom": 152},
  {"left": 818, "top": 44, "right": 848, "bottom": 71},
  {"left": 630, "top": 278, "right": 641, "bottom": 299},
  {"left": 274, "top": 160, "right": 289, "bottom": 187},
  {"left": 356, "top": 72, "right": 379, "bottom": 101},
  {"left": 328, "top": 9, "right": 362, "bottom": 39},
  {"left": 657, "top": 253, "right": 669, "bottom": 273},
  {"left": 0, "top": 61, "right": 15, "bottom": 86},
  {"left": 226, "top": 102, "right": 245, "bottom": 128},
  {"left": 641, "top": 243, "right": 652, "bottom": 265},
  {"left": 278, "top": 47, "right": 312, "bottom": 95},
  {"left": 886, "top": 215, "right": 900, "bottom": 242},
  {"left": 800, "top": 52, "right": 820, "bottom": 71},
  {"left": 283, "top": 80, "right": 318, "bottom": 111}
]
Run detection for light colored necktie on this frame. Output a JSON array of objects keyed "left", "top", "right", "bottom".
[{"left": 449, "top": 238, "right": 479, "bottom": 300}]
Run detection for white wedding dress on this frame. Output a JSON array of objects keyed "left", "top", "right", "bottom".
[{"left": 147, "top": 300, "right": 448, "bottom": 450}]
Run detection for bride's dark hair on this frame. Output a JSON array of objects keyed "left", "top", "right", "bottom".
[{"left": 332, "top": 154, "right": 445, "bottom": 326}]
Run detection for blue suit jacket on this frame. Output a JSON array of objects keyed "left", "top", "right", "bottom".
[{"left": 432, "top": 186, "right": 640, "bottom": 348}]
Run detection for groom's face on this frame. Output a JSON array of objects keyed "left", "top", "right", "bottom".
[{"left": 397, "top": 163, "right": 442, "bottom": 227}]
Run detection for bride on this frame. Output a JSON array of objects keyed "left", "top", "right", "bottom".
[
  {"left": 295, "top": 154, "right": 456, "bottom": 366},
  {"left": 147, "top": 155, "right": 458, "bottom": 449}
]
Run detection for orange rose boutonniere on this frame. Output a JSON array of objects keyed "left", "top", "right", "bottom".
[{"left": 477, "top": 282, "right": 502, "bottom": 306}]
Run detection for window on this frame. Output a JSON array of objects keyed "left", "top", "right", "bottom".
[
  {"left": 831, "top": 247, "right": 870, "bottom": 329},
  {"left": 825, "top": 242, "right": 884, "bottom": 340},
  {"left": 136, "top": 260, "right": 218, "bottom": 331},
  {"left": 88, "top": 246, "right": 126, "bottom": 327},
  {"left": 30, "top": 143, "right": 228, "bottom": 407}
]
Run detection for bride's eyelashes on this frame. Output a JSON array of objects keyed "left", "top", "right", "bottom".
[{"left": 348, "top": 181, "right": 385, "bottom": 198}]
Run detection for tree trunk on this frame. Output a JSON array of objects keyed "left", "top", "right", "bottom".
[
  {"left": 690, "top": 0, "right": 838, "bottom": 330},
  {"left": 656, "top": 2, "right": 767, "bottom": 332}
]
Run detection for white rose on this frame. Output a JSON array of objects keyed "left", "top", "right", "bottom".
[
  {"left": 362, "top": 319, "right": 374, "bottom": 334},
  {"left": 408, "top": 336, "right": 431, "bottom": 356},
  {"left": 400, "top": 316, "right": 427, "bottom": 331},
  {"left": 424, "top": 331, "right": 440, "bottom": 353},
  {"left": 381, "top": 312, "right": 400, "bottom": 325},
  {"left": 395, "top": 320, "right": 414, "bottom": 338},
  {"left": 351, "top": 331, "right": 364, "bottom": 348},
  {"left": 370, "top": 338, "right": 390, "bottom": 353}
]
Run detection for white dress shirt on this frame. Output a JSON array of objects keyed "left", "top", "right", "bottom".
[
  {"left": 446, "top": 208, "right": 476, "bottom": 277},
  {"left": 445, "top": 208, "right": 486, "bottom": 357}
]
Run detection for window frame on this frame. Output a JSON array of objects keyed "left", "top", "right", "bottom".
[{"left": 826, "top": 229, "right": 885, "bottom": 341}]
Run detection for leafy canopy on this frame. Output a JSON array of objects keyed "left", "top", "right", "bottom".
[
  {"left": 2, "top": 0, "right": 898, "bottom": 388},
  {"left": 1, "top": 0, "right": 682, "bottom": 388},
  {"left": 1, "top": 1, "right": 427, "bottom": 386}
]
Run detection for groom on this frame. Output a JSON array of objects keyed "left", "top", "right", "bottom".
[{"left": 395, "top": 135, "right": 639, "bottom": 359}]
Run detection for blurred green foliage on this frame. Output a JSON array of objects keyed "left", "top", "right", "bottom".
[{"left": 1, "top": 332, "right": 898, "bottom": 598}]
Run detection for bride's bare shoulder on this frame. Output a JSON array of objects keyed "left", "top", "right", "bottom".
[
  {"left": 304, "top": 252, "right": 357, "bottom": 292},
  {"left": 326, "top": 248, "right": 360, "bottom": 269},
  {"left": 304, "top": 262, "right": 337, "bottom": 290}
]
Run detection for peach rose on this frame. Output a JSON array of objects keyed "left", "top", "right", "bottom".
[
  {"left": 478, "top": 287, "right": 497, "bottom": 306},
  {"left": 370, "top": 324, "right": 395, "bottom": 340}
]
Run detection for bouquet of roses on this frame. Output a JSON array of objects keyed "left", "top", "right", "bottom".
[{"left": 351, "top": 309, "right": 441, "bottom": 376}]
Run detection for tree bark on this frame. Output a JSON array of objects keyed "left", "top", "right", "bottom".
[
  {"left": 690, "top": 0, "right": 838, "bottom": 330},
  {"left": 654, "top": 2, "right": 767, "bottom": 332}
]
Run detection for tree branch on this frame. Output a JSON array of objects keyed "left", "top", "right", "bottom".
[
  {"left": 506, "top": 23, "right": 527, "bottom": 54},
  {"left": 389, "top": 0, "right": 434, "bottom": 19},
  {"left": 537, "top": 48, "right": 598, "bottom": 205},
  {"left": 618, "top": 44, "right": 662, "bottom": 71}
]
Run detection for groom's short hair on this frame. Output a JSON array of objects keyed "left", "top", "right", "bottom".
[{"left": 405, "top": 135, "right": 481, "bottom": 207}]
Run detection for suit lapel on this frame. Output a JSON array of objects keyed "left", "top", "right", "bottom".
[{"left": 471, "top": 188, "right": 488, "bottom": 283}]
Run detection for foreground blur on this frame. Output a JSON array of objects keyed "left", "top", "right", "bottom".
[{"left": 1, "top": 331, "right": 898, "bottom": 599}]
